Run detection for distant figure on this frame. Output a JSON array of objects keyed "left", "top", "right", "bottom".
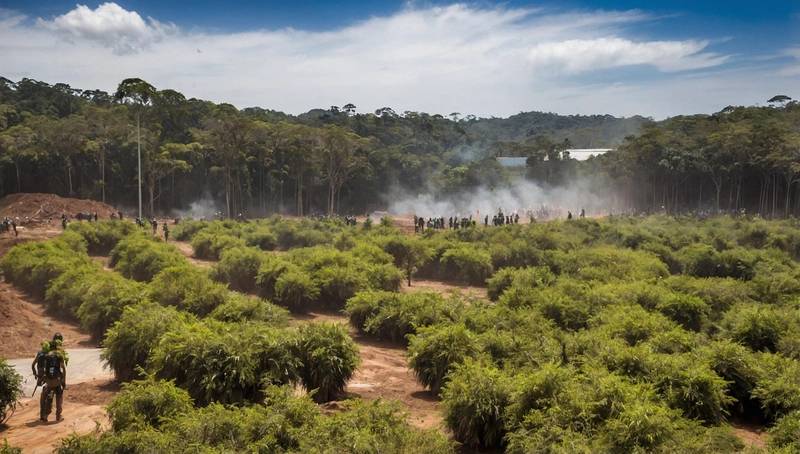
[
  {"left": 567, "top": 211, "right": 573, "bottom": 220},
  {"left": 93, "top": 212, "right": 98, "bottom": 222},
  {"left": 118, "top": 211, "right": 123, "bottom": 220},
  {"left": 151, "top": 218, "right": 158, "bottom": 235},
  {"left": 514, "top": 213, "right": 520, "bottom": 224},
  {"left": 11, "top": 219, "right": 17, "bottom": 237},
  {"left": 580, "top": 209, "right": 585, "bottom": 219},
  {"left": 163, "top": 223, "right": 169, "bottom": 242},
  {"left": 61, "top": 214, "right": 68, "bottom": 230},
  {"left": 484, "top": 215, "right": 488, "bottom": 226}
]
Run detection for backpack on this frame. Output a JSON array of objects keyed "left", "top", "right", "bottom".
[
  {"left": 35, "top": 352, "right": 48, "bottom": 377},
  {"left": 43, "top": 352, "right": 62, "bottom": 379}
]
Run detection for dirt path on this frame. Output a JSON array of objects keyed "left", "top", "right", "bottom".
[
  {"left": 171, "top": 240, "right": 214, "bottom": 268},
  {"left": 402, "top": 279, "right": 488, "bottom": 300},
  {"left": 290, "top": 310, "right": 442, "bottom": 430},
  {"left": 2, "top": 349, "right": 115, "bottom": 453},
  {"left": 1, "top": 379, "right": 117, "bottom": 453}
]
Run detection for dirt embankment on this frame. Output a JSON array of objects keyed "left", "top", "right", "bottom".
[{"left": 0, "top": 193, "right": 118, "bottom": 225}]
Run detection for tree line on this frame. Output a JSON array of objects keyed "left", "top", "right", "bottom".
[{"left": 0, "top": 76, "right": 797, "bottom": 217}]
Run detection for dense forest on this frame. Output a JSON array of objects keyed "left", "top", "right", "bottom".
[{"left": 0, "top": 77, "right": 797, "bottom": 217}]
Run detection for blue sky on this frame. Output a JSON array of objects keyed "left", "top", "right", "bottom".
[{"left": 1, "top": 1, "right": 798, "bottom": 118}]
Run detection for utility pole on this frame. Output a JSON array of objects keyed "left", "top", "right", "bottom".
[{"left": 137, "top": 111, "right": 142, "bottom": 219}]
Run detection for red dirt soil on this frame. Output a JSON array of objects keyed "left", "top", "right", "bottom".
[
  {"left": 0, "top": 193, "right": 117, "bottom": 225},
  {"left": 1, "top": 379, "right": 117, "bottom": 453},
  {"left": 290, "top": 310, "right": 443, "bottom": 430}
]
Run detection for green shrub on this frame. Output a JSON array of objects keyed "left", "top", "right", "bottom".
[
  {"left": 699, "top": 340, "right": 760, "bottom": 417},
  {"left": 212, "top": 246, "right": 266, "bottom": 293},
  {"left": 57, "top": 427, "right": 183, "bottom": 454},
  {"left": 314, "top": 264, "right": 369, "bottom": 310},
  {"left": 44, "top": 264, "right": 98, "bottom": 316},
  {"left": 255, "top": 255, "right": 296, "bottom": 300},
  {"left": 190, "top": 232, "right": 246, "bottom": 260},
  {"left": 244, "top": 228, "right": 277, "bottom": 251},
  {"left": 293, "top": 322, "right": 359, "bottom": 403},
  {"left": 769, "top": 411, "right": 800, "bottom": 451},
  {"left": 68, "top": 220, "right": 138, "bottom": 255},
  {"left": 408, "top": 323, "right": 480, "bottom": 393},
  {"left": 0, "top": 358, "right": 22, "bottom": 425},
  {"left": 591, "top": 304, "right": 676, "bottom": 346},
  {"left": 106, "top": 377, "right": 193, "bottom": 431},
  {"left": 441, "top": 360, "right": 512, "bottom": 449},
  {"left": 600, "top": 401, "right": 680, "bottom": 453},
  {"left": 75, "top": 275, "right": 149, "bottom": 340},
  {"left": 382, "top": 236, "right": 431, "bottom": 286},
  {"left": 150, "top": 321, "right": 298, "bottom": 405},
  {"left": 652, "top": 356, "right": 733, "bottom": 424},
  {"left": 752, "top": 353, "right": 800, "bottom": 420},
  {"left": 720, "top": 304, "right": 789, "bottom": 352},
  {"left": 209, "top": 293, "right": 289, "bottom": 325},
  {"left": 171, "top": 219, "right": 209, "bottom": 241},
  {"left": 487, "top": 266, "right": 555, "bottom": 301},
  {"left": 655, "top": 293, "right": 709, "bottom": 332},
  {"left": 560, "top": 246, "right": 669, "bottom": 282},
  {"left": 299, "top": 399, "right": 453, "bottom": 453},
  {"left": 0, "top": 240, "right": 89, "bottom": 298},
  {"left": 110, "top": 235, "right": 185, "bottom": 282},
  {"left": 346, "top": 291, "right": 462, "bottom": 343},
  {"left": 274, "top": 270, "right": 319, "bottom": 312},
  {"left": 440, "top": 245, "right": 494, "bottom": 285},
  {"left": 148, "top": 265, "right": 228, "bottom": 316},
  {"left": 102, "top": 302, "right": 192, "bottom": 382}
]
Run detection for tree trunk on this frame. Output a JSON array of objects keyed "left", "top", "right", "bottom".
[{"left": 14, "top": 161, "right": 21, "bottom": 193}]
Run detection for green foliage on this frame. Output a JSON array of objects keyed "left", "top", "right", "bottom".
[
  {"left": 106, "top": 376, "right": 193, "bottom": 431},
  {"left": 299, "top": 399, "right": 453, "bottom": 453},
  {"left": 209, "top": 293, "right": 289, "bottom": 325},
  {"left": 75, "top": 275, "right": 148, "bottom": 339},
  {"left": 274, "top": 269, "right": 320, "bottom": 312},
  {"left": 110, "top": 235, "right": 184, "bottom": 282},
  {"left": 769, "top": 411, "right": 800, "bottom": 451},
  {"left": 0, "top": 358, "right": 22, "bottom": 425},
  {"left": 148, "top": 265, "right": 228, "bottom": 316},
  {"left": 150, "top": 321, "right": 299, "bottom": 405},
  {"left": 345, "top": 291, "right": 462, "bottom": 343},
  {"left": 211, "top": 246, "right": 266, "bottom": 293},
  {"left": 441, "top": 360, "right": 512, "bottom": 449},
  {"left": 439, "top": 245, "right": 493, "bottom": 285},
  {"left": 487, "top": 266, "right": 556, "bottom": 301},
  {"left": 190, "top": 231, "right": 246, "bottom": 260},
  {"left": 293, "top": 322, "right": 359, "bottom": 402},
  {"left": 407, "top": 323, "right": 480, "bottom": 393},
  {"left": 67, "top": 220, "right": 139, "bottom": 255},
  {"left": 720, "top": 303, "right": 795, "bottom": 352},
  {"left": 102, "top": 302, "right": 192, "bottom": 381}
]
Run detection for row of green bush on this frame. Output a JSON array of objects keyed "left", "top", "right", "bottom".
[{"left": 58, "top": 378, "right": 452, "bottom": 453}]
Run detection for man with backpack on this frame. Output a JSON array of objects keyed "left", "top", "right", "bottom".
[{"left": 38, "top": 333, "right": 67, "bottom": 422}]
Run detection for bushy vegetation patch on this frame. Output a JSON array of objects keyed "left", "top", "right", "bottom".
[
  {"left": 110, "top": 235, "right": 185, "bottom": 281},
  {"left": 67, "top": 220, "right": 139, "bottom": 255},
  {"left": 0, "top": 358, "right": 22, "bottom": 425},
  {"left": 293, "top": 322, "right": 359, "bottom": 403},
  {"left": 345, "top": 290, "right": 462, "bottom": 343}
]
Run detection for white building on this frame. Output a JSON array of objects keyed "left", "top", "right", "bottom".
[{"left": 496, "top": 148, "right": 613, "bottom": 167}]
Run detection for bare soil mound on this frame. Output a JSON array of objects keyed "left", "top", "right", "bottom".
[
  {"left": 0, "top": 281, "right": 92, "bottom": 359},
  {"left": 0, "top": 193, "right": 117, "bottom": 225}
]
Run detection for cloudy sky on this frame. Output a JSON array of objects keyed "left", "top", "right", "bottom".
[{"left": 1, "top": 0, "right": 798, "bottom": 119}]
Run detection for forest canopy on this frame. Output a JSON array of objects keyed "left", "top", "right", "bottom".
[{"left": 0, "top": 77, "right": 797, "bottom": 218}]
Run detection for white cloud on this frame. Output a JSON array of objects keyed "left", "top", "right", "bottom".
[
  {"left": 1, "top": 2, "right": 797, "bottom": 118},
  {"left": 36, "top": 2, "right": 175, "bottom": 54},
  {"left": 528, "top": 37, "right": 727, "bottom": 73}
]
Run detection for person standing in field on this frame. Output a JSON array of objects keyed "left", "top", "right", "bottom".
[
  {"left": 39, "top": 333, "right": 67, "bottom": 422},
  {"left": 163, "top": 223, "right": 169, "bottom": 242}
]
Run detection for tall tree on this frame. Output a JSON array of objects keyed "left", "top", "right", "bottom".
[{"left": 115, "top": 78, "right": 156, "bottom": 218}]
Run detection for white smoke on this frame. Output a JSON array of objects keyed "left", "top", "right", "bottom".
[
  {"left": 172, "top": 196, "right": 221, "bottom": 220},
  {"left": 387, "top": 178, "right": 618, "bottom": 220}
]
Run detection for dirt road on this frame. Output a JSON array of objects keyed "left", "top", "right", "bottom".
[{"left": 7, "top": 349, "right": 112, "bottom": 397}]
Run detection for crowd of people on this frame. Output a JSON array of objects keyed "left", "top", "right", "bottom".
[{"left": 413, "top": 207, "right": 591, "bottom": 233}]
